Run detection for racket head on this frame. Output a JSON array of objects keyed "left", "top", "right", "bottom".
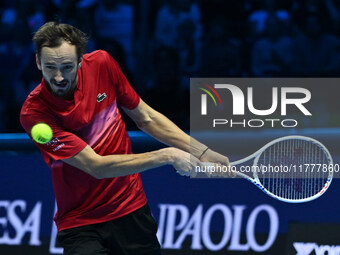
[{"left": 252, "top": 135, "right": 333, "bottom": 203}]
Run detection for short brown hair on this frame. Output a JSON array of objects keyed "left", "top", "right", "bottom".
[{"left": 33, "top": 22, "right": 88, "bottom": 61}]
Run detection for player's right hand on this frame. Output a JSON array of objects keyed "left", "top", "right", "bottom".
[{"left": 167, "top": 147, "right": 202, "bottom": 177}]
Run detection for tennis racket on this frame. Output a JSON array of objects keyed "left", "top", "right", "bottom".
[{"left": 202, "top": 135, "right": 333, "bottom": 203}]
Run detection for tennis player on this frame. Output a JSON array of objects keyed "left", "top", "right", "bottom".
[{"left": 20, "top": 22, "right": 231, "bottom": 255}]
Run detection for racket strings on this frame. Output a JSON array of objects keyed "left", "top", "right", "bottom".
[{"left": 256, "top": 139, "right": 330, "bottom": 200}]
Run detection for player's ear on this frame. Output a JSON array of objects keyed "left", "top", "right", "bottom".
[
  {"left": 78, "top": 58, "right": 83, "bottom": 69},
  {"left": 36, "top": 54, "right": 42, "bottom": 70}
]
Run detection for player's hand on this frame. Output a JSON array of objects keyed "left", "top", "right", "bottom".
[
  {"left": 167, "top": 147, "right": 201, "bottom": 177},
  {"left": 199, "top": 149, "right": 236, "bottom": 178}
]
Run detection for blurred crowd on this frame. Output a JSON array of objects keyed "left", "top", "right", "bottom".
[{"left": 1, "top": 0, "right": 340, "bottom": 132}]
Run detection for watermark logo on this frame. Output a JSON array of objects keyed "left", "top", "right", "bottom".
[
  {"left": 192, "top": 79, "right": 314, "bottom": 129},
  {"left": 200, "top": 84, "right": 311, "bottom": 117},
  {"left": 199, "top": 83, "right": 223, "bottom": 115}
]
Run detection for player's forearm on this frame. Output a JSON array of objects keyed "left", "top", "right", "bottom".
[
  {"left": 94, "top": 149, "right": 172, "bottom": 178},
  {"left": 139, "top": 110, "right": 207, "bottom": 159},
  {"left": 63, "top": 145, "right": 176, "bottom": 179},
  {"left": 123, "top": 99, "right": 208, "bottom": 158}
]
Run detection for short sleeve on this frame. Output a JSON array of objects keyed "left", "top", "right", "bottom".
[
  {"left": 20, "top": 108, "right": 87, "bottom": 163},
  {"left": 103, "top": 51, "right": 140, "bottom": 109}
]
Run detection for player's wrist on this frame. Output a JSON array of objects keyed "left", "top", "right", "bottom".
[
  {"left": 158, "top": 147, "right": 178, "bottom": 165},
  {"left": 198, "top": 147, "right": 209, "bottom": 160}
]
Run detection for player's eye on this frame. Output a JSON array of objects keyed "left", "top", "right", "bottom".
[
  {"left": 64, "top": 65, "right": 74, "bottom": 71},
  {"left": 45, "top": 66, "right": 56, "bottom": 70}
]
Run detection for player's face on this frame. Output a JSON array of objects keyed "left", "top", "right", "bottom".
[{"left": 36, "top": 41, "right": 82, "bottom": 100}]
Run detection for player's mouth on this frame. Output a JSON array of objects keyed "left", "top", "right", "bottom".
[{"left": 52, "top": 80, "right": 68, "bottom": 88}]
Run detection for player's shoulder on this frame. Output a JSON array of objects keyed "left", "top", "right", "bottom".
[
  {"left": 20, "top": 88, "right": 56, "bottom": 136},
  {"left": 82, "top": 50, "right": 114, "bottom": 64},
  {"left": 21, "top": 84, "right": 48, "bottom": 116},
  {"left": 82, "top": 50, "right": 121, "bottom": 74}
]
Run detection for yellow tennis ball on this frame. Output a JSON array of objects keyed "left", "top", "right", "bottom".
[{"left": 31, "top": 123, "right": 53, "bottom": 144}]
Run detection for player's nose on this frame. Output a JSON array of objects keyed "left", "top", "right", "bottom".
[{"left": 54, "top": 71, "right": 64, "bottom": 82}]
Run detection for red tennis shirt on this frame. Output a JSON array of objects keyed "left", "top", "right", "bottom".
[{"left": 20, "top": 50, "right": 147, "bottom": 231}]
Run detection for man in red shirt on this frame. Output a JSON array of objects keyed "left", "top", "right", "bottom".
[{"left": 20, "top": 22, "right": 232, "bottom": 255}]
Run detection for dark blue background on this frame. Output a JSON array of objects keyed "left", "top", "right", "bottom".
[{"left": 1, "top": 131, "right": 339, "bottom": 255}]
